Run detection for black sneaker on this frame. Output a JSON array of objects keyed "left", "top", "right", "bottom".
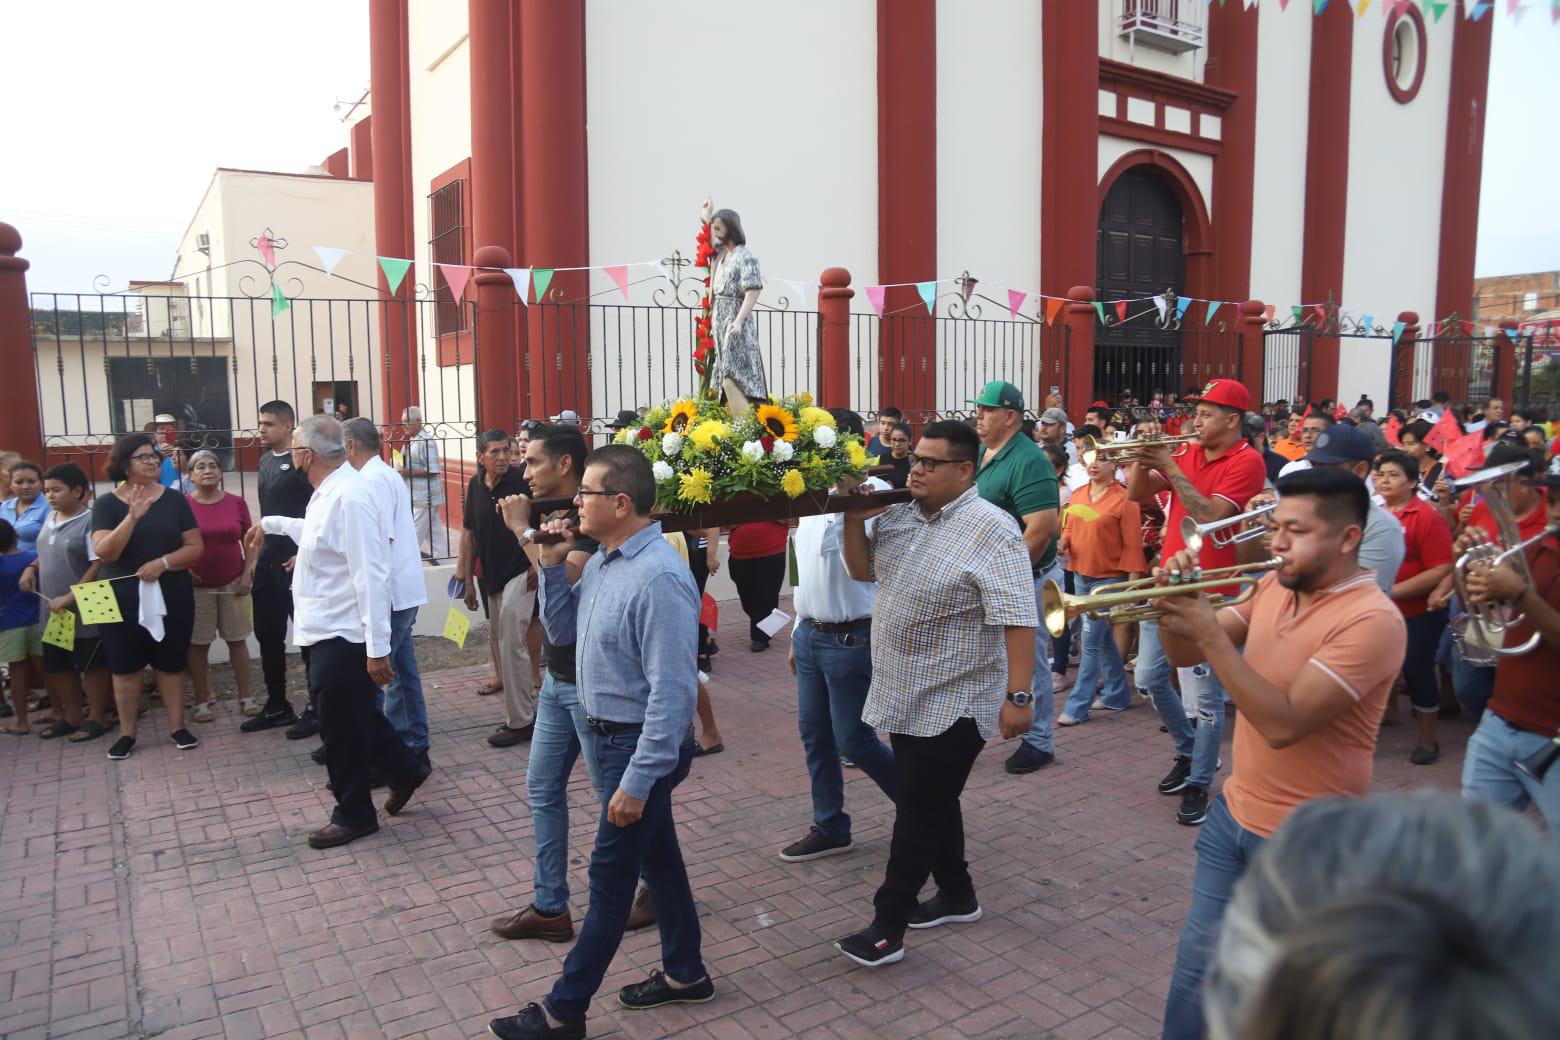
[
  {"left": 1176, "top": 783, "right": 1209, "bottom": 826},
  {"left": 779, "top": 827, "right": 852, "bottom": 863},
  {"left": 240, "top": 705, "right": 296, "bottom": 733},
  {"left": 617, "top": 969, "right": 715, "bottom": 1010},
  {"left": 487, "top": 1002, "right": 584, "bottom": 1040},
  {"left": 285, "top": 709, "right": 319, "bottom": 740},
  {"left": 171, "top": 729, "right": 199, "bottom": 750},
  {"left": 906, "top": 893, "right": 983, "bottom": 930},
  {"left": 1004, "top": 745, "right": 1055, "bottom": 774},
  {"left": 106, "top": 735, "right": 136, "bottom": 761},
  {"left": 1158, "top": 755, "right": 1193, "bottom": 795},
  {"left": 835, "top": 926, "right": 904, "bottom": 968}
]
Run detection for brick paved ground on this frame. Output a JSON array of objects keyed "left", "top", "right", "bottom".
[{"left": 0, "top": 599, "right": 1471, "bottom": 1040}]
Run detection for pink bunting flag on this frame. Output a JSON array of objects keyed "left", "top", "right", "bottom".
[
  {"left": 865, "top": 285, "right": 887, "bottom": 316},
  {"left": 1263, "top": 304, "right": 1276, "bottom": 324},
  {"left": 257, "top": 235, "right": 276, "bottom": 269},
  {"left": 604, "top": 265, "right": 630, "bottom": 299},
  {"left": 1007, "top": 289, "right": 1026, "bottom": 319},
  {"left": 1045, "top": 298, "right": 1064, "bottom": 326},
  {"left": 439, "top": 264, "right": 473, "bottom": 303}
]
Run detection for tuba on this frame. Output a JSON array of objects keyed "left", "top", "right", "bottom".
[{"left": 1449, "top": 460, "right": 1545, "bottom": 665}]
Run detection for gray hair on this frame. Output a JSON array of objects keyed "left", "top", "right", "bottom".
[
  {"left": 341, "top": 417, "right": 382, "bottom": 451},
  {"left": 295, "top": 415, "right": 347, "bottom": 461},
  {"left": 1207, "top": 793, "right": 1560, "bottom": 1040},
  {"left": 403, "top": 405, "right": 423, "bottom": 423},
  {"left": 187, "top": 449, "right": 222, "bottom": 471}
]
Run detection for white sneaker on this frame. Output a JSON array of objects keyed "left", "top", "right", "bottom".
[{"left": 1057, "top": 713, "right": 1082, "bottom": 726}]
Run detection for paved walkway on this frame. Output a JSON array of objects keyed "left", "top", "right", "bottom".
[{"left": 0, "top": 601, "right": 1471, "bottom": 1040}]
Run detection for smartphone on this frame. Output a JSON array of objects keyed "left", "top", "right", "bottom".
[
  {"left": 1049, "top": 385, "right": 1060, "bottom": 396},
  {"left": 1113, "top": 430, "right": 1128, "bottom": 442}
]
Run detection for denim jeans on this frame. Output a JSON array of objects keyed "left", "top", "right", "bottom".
[
  {"left": 545, "top": 729, "right": 704, "bottom": 1025},
  {"left": 527, "top": 674, "right": 604, "bottom": 916},
  {"left": 1020, "top": 563, "right": 1062, "bottom": 753},
  {"left": 1061, "top": 573, "right": 1133, "bottom": 721},
  {"left": 793, "top": 622, "right": 895, "bottom": 842},
  {"left": 1462, "top": 710, "right": 1560, "bottom": 832},
  {"left": 377, "top": 606, "right": 428, "bottom": 753},
  {"left": 1162, "top": 794, "right": 1266, "bottom": 1040},
  {"left": 1139, "top": 620, "right": 1224, "bottom": 787},
  {"left": 1443, "top": 597, "right": 1495, "bottom": 720}
]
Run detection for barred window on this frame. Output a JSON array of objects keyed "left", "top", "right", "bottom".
[{"left": 429, "top": 178, "right": 468, "bottom": 337}]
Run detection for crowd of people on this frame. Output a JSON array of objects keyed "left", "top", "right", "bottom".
[{"left": 2, "top": 378, "right": 1558, "bottom": 1040}]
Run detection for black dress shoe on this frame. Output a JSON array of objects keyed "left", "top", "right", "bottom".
[
  {"left": 240, "top": 706, "right": 296, "bottom": 733},
  {"left": 307, "top": 821, "right": 379, "bottom": 849},
  {"left": 488, "top": 723, "right": 533, "bottom": 748},
  {"left": 618, "top": 969, "right": 715, "bottom": 1010},
  {"left": 310, "top": 745, "right": 327, "bottom": 765},
  {"left": 488, "top": 1002, "right": 584, "bottom": 1040},
  {"left": 384, "top": 759, "right": 433, "bottom": 816},
  {"left": 285, "top": 709, "right": 319, "bottom": 740}
]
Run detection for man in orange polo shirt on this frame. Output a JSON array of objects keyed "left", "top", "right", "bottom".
[
  {"left": 1271, "top": 412, "right": 1307, "bottom": 462},
  {"left": 1151, "top": 467, "right": 1406, "bottom": 1040},
  {"left": 1460, "top": 453, "right": 1560, "bottom": 830}
]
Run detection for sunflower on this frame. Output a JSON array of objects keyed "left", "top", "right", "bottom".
[
  {"left": 780, "top": 469, "right": 807, "bottom": 498},
  {"left": 678, "top": 468, "right": 714, "bottom": 505},
  {"left": 663, "top": 399, "right": 699, "bottom": 434},
  {"left": 687, "top": 419, "right": 730, "bottom": 453},
  {"left": 846, "top": 440, "right": 868, "bottom": 469},
  {"left": 755, "top": 403, "right": 800, "bottom": 442},
  {"left": 799, "top": 406, "right": 835, "bottom": 429}
]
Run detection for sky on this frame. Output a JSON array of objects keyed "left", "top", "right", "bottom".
[{"left": 1, "top": 1, "right": 1556, "bottom": 296}]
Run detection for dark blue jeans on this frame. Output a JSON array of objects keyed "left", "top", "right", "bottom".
[
  {"left": 544, "top": 728, "right": 705, "bottom": 1025},
  {"left": 1162, "top": 794, "right": 1266, "bottom": 1040},
  {"left": 793, "top": 622, "right": 895, "bottom": 842}
]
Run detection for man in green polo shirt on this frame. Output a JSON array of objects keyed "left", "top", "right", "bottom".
[{"left": 972, "top": 380, "right": 1062, "bottom": 774}]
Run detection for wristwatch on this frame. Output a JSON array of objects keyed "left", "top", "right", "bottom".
[
  {"left": 518, "top": 527, "right": 537, "bottom": 544},
  {"left": 1006, "top": 690, "right": 1033, "bottom": 708}
]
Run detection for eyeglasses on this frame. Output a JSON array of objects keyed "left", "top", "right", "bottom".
[
  {"left": 907, "top": 453, "right": 967, "bottom": 473},
  {"left": 128, "top": 452, "right": 161, "bottom": 464},
  {"left": 575, "top": 486, "right": 622, "bottom": 500}
]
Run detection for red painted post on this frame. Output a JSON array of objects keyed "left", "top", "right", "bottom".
[
  {"left": 1494, "top": 319, "right": 1518, "bottom": 407},
  {"left": 369, "top": 0, "right": 419, "bottom": 426},
  {"left": 1392, "top": 311, "right": 1420, "bottom": 410},
  {"left": 0, "top": 223, "right": 44, "bottom": 461},
  {"left": 1235, "top": 299, "right": 1267, "bottom": 405},
  {"left": 473, "top": 245, "right": 521, "bottom": 432},
  {"left": 817, "top": 268, "right": 854, "bottom": 410},
  {"left": 1063, "top": 286, "right": 1096, "bottom": 423}
]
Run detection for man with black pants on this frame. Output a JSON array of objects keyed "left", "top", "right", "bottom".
[{"left": 240, "top": 400, "right": 315, "bottom": 737}]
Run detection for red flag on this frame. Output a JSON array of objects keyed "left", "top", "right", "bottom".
[
  {"left": 1422, "top": 408, "right": 1462, "bottom": 453},
  {"left": 1443, "top": 430, "right": 1486, "bottom": 479},
  {"left": 1114, "top": 300, "right": 1129, "bottom": 323},
  {"left": 1384, "top": 414, "right": 1402, "bottom": 447},
  {"left": 699, "top": 593, "right": 718, "bottom": 631}
]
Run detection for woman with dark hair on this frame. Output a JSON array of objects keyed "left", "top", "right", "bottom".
[
  {"left": 0, "top": 519, "right": 42, "bottom": 734},
  {"left": 700, "top": 198, "right": 767, "bottom": 412},
  {"left": 1398, "top": 418, "right": 1445, "bottom": 504},
  {"left": 184, "top": 450, "right": 256, "bottom": 724},
  {"left": 91, "top": 433, "right": 204, "bottom": 760},
  {"left": 0, "top": 461, "right": 50, "bottom": 553}
]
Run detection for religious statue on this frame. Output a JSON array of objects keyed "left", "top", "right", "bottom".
[{"left": 700, "top": 198, "right": 767, "bottom": 414}]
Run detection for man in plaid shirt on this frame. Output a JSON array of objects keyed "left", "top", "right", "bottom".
[{"left": 832, "top": 420, "right": 1038, "bottom": 968}]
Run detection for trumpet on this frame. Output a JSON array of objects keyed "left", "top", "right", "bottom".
[
  {"left": 1040, "top": 558, "right": 1282, "bottom": 638},
  {"left": 1180, "top": 503, "right": 1278, "bottom": 556},
  {"left": 1452, "top": 521, "right": 1560, "bottom": 664},
  {"left": 1078, "top": 433, "right": 1197, "bottom": 467}
]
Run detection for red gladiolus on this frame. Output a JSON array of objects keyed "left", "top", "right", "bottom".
[
  {"left": 760, "top": 435, "right": 775, "bottom": 452},
  {"left": 637, "top": 426, "right": 653, "bottom": 441}
]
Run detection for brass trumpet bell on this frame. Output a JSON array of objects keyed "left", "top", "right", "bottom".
[
  {"left": 1040, "top": 558, "right": 1282, "bottom": 638},
  {"left": 1078, "top": 433, "right": 1198, "bottom": 467}
]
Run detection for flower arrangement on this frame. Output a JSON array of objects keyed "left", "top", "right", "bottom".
[
  {"left": 692, "top": 219, "right": 718, "bottom": 400},
  {"left": 616, "top": 393, "right": 876, "bottom": 513}
]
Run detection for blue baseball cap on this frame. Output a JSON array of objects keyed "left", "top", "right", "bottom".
[{"left": 1306, "top": 425, "right": 1375, "bottom": 466}]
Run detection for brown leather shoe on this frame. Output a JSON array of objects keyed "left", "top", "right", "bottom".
[
  {"left": 626, "top": 886, "right": 656, "bottom": 932},
  {"left": 490, "top": 905, "right": 575, "bottom": 943},
  {"left": 384, "top": 759, "right": 433, "bottom": 816},
  {"left": 307, "top": 821, "right": 379, "bottom": 849}
]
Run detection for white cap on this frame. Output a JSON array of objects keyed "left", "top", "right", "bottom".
[{"left": 552, "top": 409, "right": 580, "bottom": 423}]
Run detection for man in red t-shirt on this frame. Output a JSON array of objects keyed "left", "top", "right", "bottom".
[
  {"left": 1460, "top": 453, "right": 1560, "bottom": 830},
  {"left": 1126, "top": 379, "right": 1268, "bottom": 826}
]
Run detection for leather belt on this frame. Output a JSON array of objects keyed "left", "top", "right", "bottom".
[
  {"left": 584, "top": 716, "right": 642, "bottom": 736},
  {"left": 808, "top": 617, "right": 871, "bottom": 633}
]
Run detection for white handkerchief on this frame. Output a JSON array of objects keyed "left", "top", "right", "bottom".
[
  {"left": 138, "top": 579, "right": 167, "bottom": 642},
  {"left": 756, "top": 609, "right": 791, "bottom": 639}
]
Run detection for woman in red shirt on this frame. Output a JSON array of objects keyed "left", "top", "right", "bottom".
[
  {"left": 726, "top": 521, "right": 789, "bottom": 652},
  {"left": 1375, "top": 450, "right": 1454, "bottom": 764}
]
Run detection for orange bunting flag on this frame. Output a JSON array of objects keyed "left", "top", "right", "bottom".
[{"left": 1045, "top": 298, "right": 1064, "bottom": 326}]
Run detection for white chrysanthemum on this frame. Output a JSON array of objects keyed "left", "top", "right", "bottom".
[
  {"left": 812, "top": 425, "right": 837, "bottom": 449},
  {"left": 771, "top": 440, "right": 795, "bottom": 462},
  {"left": 741, "top": 440, "right": 765, "bottom": 462},
  {"left": 652, "top": 460, "right": 674, "bottom": 482},
  {"left": 661, "top": 432, "right": 683, "bottom": 457}
]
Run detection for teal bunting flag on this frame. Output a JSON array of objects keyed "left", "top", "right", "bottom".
[
  {"left": 270, "top": 283, "right": 289, "bottom": 317},
  {"left": 531, "top": 268, "right": 555, "bottom": 303},
  {"left": 1206, "top": 301, "right": 1222, "bottom": 325},
  {"left": 915, "top": 281, "right": 938, "bottom": 314},
  {"left": 1391, "top": 320, "right": 1406, "bottom": 345}
]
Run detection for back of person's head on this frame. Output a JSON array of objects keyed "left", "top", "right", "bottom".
[
  {"left": 106, "top": 433, "right": 157, "bottom": 483},
  {"left": 920, "top": 419, "right": 979, "bottom": 463},
  {"left": 1041, "top": 442, "right": 1067, "bottom": 476},
  {"left": 1484, "top": 441, "right": 1542, "bottom": 477},
  {"left": 1076, "top": 423, "right": 1102, "bottom": 442},
  {"left": 295, "top": 415, "right": 347, "bottom": 460},
  {"left": 1208, "top": 793, "right": 1560, "bottom": 1040},
  {"left": 43, "top": 462, "right": 88, "bottom": 494},
  {"left": 0, "top": 519, "right": 15, "bottom": 553},
  {"left": 1020, "top": 418, "right": 1037, "bottom": 442},
  {"left": 1274, "top": 466, "right": 1368, "bottom": 532},
  {"left": 1433, "top": 389, "right": 1452, "bottom": 405},
  {"left": 259, "top": 399, "right": 296, "bottom": 426},
  {"left": 828, "top": 408, "right": 866, "bottom": 438},
  {"left": 341, "top": 417, "right": 382, "bottom": 452},
  {"left": 585, "top": 444, "right": 655, "bottom": 516},
  {"left": 533, "top": 424, "right": 590, "bottom": 477}
]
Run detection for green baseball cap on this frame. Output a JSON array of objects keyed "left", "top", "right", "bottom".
[{"left": 969, "top": 380, "right": 1024, "bottom": 411}]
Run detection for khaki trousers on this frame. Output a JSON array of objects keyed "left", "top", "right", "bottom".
[{"left": 488, "top": 580, "right": 536, "bottom": 729}]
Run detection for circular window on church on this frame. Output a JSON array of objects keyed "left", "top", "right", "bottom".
[{"left": 1384, "top": 4, "right": 1427, "bottom": 104}]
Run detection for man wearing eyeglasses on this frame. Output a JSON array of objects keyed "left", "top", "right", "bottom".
[{"left": 830, "top": 420, "right": 1037, "bottom": 969}]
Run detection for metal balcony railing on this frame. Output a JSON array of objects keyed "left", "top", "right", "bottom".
[{"left": 1118, "top": 0, "right": 1205, "bottom": 54}]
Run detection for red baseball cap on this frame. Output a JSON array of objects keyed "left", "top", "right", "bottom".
[{"left": 1196, "top": 378, "right": 1251, "bottom": 413}]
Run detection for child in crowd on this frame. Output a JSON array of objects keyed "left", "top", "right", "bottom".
[{"left": 0, "top": 520, "right": 43, "bottom": 734}]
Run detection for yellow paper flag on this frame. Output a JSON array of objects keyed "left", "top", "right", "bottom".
[
  {"left": 71, "top": 580, "right": 123, "bottom": 625},
  {"left": 42, "top": 609, "right": 76, "bottom": 651},
  {"left": 442, "top": 607, "right": 470, "bottom": 649},
  {"left": 392, "top": 448, "right": 405, "bottom": 468},
  {"left": 1064, "top": 503, "right": 1101, "bottom": 525}
]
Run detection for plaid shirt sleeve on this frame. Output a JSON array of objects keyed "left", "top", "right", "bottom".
[{"left": 973, "top": 511, "right": 1039, "bottom": 628}]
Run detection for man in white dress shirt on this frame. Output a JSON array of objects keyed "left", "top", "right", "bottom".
[
  {"left": 344, "top": 418, "right": 432, "bottom": 765},
  {"left": 245, "top": 415, "right": 430, "bottom": 849}
]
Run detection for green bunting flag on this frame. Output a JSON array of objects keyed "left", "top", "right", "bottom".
[
  {"left": 1093, "top": 302, "right": 1106, "bottom": 324},
  {"left": 1426, "top": 1, "right": 1449, "bottom": 22},
  {"left": 1291, "top": 305, "right": 1304, "bottom": 324},
  {"left": 378, "top": 256, "right": 412, "bottom": 294},
  {"left": 531, "top": 268, "right": 555, "bottom": 303},
  {"left": 270, "top": 283, "right": 289, "bottom": 317}
]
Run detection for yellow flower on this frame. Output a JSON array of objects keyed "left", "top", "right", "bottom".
[
  {"left": 781, "top": 469, "right": 807, "bottom": 498},
  {"left": 688, "top": 419, "right": 730, "bottom": 453},
  {"left": 755, "top": 403, "right": 800, "bottom": 442},
  {"left": 795, "top": 391, "right": 814, "bottom": 406},
  {"left": 678, "top": 468, "right": 714, "bottom": 504},
  {"left": 663, "top": 399, "right": 699, "bottom": 434},
  {"left": 799, "top": 406, "right": 835, "bottom": 429},
  {"left": 846, "top": 441, "right": 868, "bottom": 468}
]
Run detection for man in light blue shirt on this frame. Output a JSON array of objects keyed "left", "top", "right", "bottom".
[{"left": 490, "top": 445, "right": 712, "bottom": 1040}]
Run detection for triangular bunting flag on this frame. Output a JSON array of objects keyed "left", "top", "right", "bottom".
[
  {"left": 531, "top": 268, "right": 555, "bottom": 303},
  {"left": 1093, "top": 302, "right": 1107, "bottom": 324},
  {"left": 504, "top": 268, "right": 531, "bottom": 304},
  {"left": 270, "top": 283, "right": 289, "bottom": 317},
  {"left": 1507, "top": 326, "right": 1523, "bottom": 342},
  {"left": 1509, "top": 0, "right": 1525, "bottom": 23},
  {"left": 1206, "top": 301, "right": 1223, "bottom": 325},
  {"left": 1356, "top": 0, "right": 1370, "bottom": 16},
  {"left": 865, "top": 285, "right": 887, "bottom": 316},
  {"left": 1391, "top": 320, "right": 1406, "bottom": 345},
  {"left": 1469, "top": 1, "right": 1491, "bottom": 18},
  {"left": 1114, "top": 300, "right": 1129, "bottom": 323},
  {"left": 1263, "top": 304, "right": 1276, "bottom": 324},
  {"left": 1279, "top": 0, "right": 1291, "bottom": 9},
  {"left": 378, "top": 256, "right": 412, "bottom": 294},
  {"left": 1176, "top": 296, "right": 1192, "bottom": 319},
  {"left": 1007, "top": 288, "right": 1026, "bottom": 319},
  {"left": 439, "top": 264, "right": 473, "bottom": 303},
  {"left": 604, "top": 264, "right": 630, "bottom": 299},
  {"left": 916, "top": 281, "right": 938, "bottom": 315},
  {"left": 786, "top": 280, "right": 812, "bottom": 308},
  {"left": 1426, "top": 0, "right": 1448, "bottom": 21},
  {"left": 1292, "top": 305, "right": 1305, "bottom": 325},
  {"left": 313, "top": 246, "right": 347, "bottom": 276},
  {"left": 257, "top": 234, "right": 276, "bottom": 269},
  {"left": 1314, "top": 0, "right": 1328, "bottom": 14},
  {"left": 1153, "top": 297, "right": 1169, "bottom": 323},
  {"left": 654, "top": 260, "right": 672, "bottom": 283},
  {"left": 1045, "top": 298, "right": 1064, "bottom": 326}
]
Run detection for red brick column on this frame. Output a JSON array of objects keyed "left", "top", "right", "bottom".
[
  {"left": 1235, "top": 299, "right": 1267, "bottom": 405},
  {"left": 1494, "top": 319, "right": 1518, "bottom": 407},
  {"left": 368, "top": 0, "right": 419, "bottom": 425},
  {"left": 817, "top": 268, "right": 854, "bottom": 411},
  {"left": 473, "top": 246, "right": 522, "bottom": 432},
  {"left": 0, "top": 223, "right": 43, "bottom": 461},
  {"left": 1064, "top": 286, "right": 1096, "bottom": 422}
]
